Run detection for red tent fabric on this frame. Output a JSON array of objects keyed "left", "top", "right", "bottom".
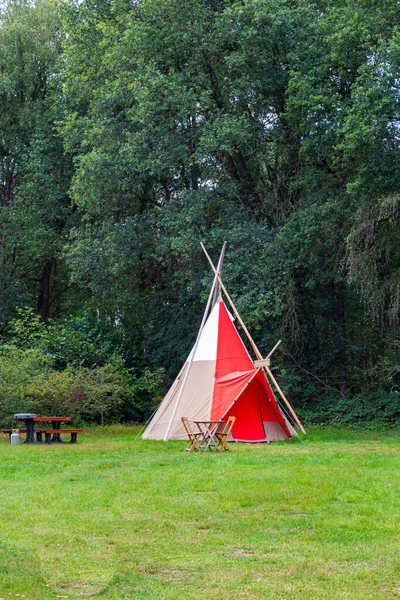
[
  {"left": 211, "top": 303, "right": 291, "bottom": 440},
  {"left": 211, "top": 302, "right": 291, "bottom": 441},
  {"left": 221, "top": 371, "right": 291, "bottom": 441}
]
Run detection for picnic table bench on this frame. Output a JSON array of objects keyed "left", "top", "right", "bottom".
[
  {"left": 2, "top": 427, "right": 84, "bottom": 443},
  {"left": 37, "top": 428, "right": 83, "bottom": 444},
  {"left": 2, "top": 415, "right": 84, "bottom": 444}
]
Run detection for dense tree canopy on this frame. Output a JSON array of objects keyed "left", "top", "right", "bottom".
[{"left": 1, "top": 0, "right": 400, "bottom": 424}]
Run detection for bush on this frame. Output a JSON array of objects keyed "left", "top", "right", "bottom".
[
  {"left": 299, "top": 391, "right": 400, "bottom": 429},
  {"left": 7, "top": 308, "right": 46, "bottom": 349},
  {"left": 2, "top": 310, "right": 166, "bottom": 424},
  {"left": 0, "top": 345, "right": 50, "bottom": 428},
  {"left": 23, "top": 369, "right": 85, "bottom": 421},
  {"left": 77, "top": 358, "right": 129, "bottom": 425},
  {"left": 122, "top": 367, "right": 165, "bottom": 422},
  {"left": 40, "top": 312, "right": 123, "bottom": 370},
  {"left": 22, "top": 357, "right": 164, "bottom": 425},
  {"left": 7, "top": 307, "right": 122, "bottom": 369}
]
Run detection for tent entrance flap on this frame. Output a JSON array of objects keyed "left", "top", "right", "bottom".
[
  {"left": 211, "top": 368, "right": 259, "bottom": 421},
  {"left": 216, "top": 370, "right": 292, "bottom": 441}
]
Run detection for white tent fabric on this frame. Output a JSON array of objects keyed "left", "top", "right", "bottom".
[{"left": 143, "top": 302, "right": 221, "bottom": 440}]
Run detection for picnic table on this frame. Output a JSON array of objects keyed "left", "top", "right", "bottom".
[
  {"left": 193, "top": 420, "right": 223, "bottom": 451},
  {"left": 32, "top": 416, "right": 72, "bottom": 444},
  {"left": 181, "top": 416, "right": 236, "bottom": 452},
  {"left": 9, "top": 414, "right": 83, "bottom": 444}
]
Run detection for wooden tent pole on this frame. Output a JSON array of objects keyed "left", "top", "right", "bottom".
[
  {"left": 200, "top": 242, "right": 306, "bottom": 435},
  {"left": 264, "top": 339, "right": 306, "bottom": 434},
  {"left": 265, "top": 366, "right": 306, "bottom": 434},
  {"left": 211, "top": 241, "right": 226, "bottom": 308},
  {"left": 163, "top": 244, "right": 226, "bottom": 441},
  {"left": 267, "top": 339, "right": 281, "bottom": 359},
  {"left": 200, "top": 242, "right": 263, "bottom": 360}
]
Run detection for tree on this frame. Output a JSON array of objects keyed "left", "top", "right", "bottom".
[
  {"left": 0, "top": 0, "right": 75, "bottom": 328},
  {"left": 2, "top": 0, "right": 400, "bottom": 418}
]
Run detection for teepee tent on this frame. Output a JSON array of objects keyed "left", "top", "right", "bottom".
[{"left": 142, "top": 244, "right": 304, "bottom": 442}]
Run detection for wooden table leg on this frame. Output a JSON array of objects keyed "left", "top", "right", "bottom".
[
  {"left": 51, "top": 421, "right": 63, "bottom": 443},
  {"left": 201, "top": 426, "right": 220, "bottom": 452}
]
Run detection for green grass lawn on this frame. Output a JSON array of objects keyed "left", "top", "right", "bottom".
[{"left": 1, "top": 426, "right": 400, "bottom": 599}]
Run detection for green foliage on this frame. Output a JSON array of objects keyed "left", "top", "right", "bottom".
[
  {"left": 0, "top": 345, "right": 50, "bottom": 427},
  {"left": 0, "top": 0, "right": 72, "bottom": 326},
  {"left": 23, "top": 369, "right": 84, "bottom": 421},
  {"left": 23, "top": 360, "right": 128, "bottom": 425},
  {"left": 300, "top": 392, "right": 400, "bottom": 430},
  {"left": 22, "top": 358, "right": 164, "bottom": 425},
  {"left": 347, "top": 194, "right": 400, "bottom": 325},
  {"left": 1, "top": 0, "right": 400, "bottom": 424},
  {"left": 7, "top": 307, "right": 46, "bottom": 348},
  {"left": 40, "top": 311, "right": 124, "bottom": 370},
  {"left": 6, "top": 306, "right": 124, "bottom": 368},
  {"left": 123, "top": 367, "right": 165, "bottom": 422},
  {"left": 1, "top": 311, "right": 165, "bottom": 426}
]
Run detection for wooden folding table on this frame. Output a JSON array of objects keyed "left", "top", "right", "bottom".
[{"left": 193, "top": 420, "right": 224, "bottom": 452}]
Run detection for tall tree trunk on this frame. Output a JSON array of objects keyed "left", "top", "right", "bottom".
[
  {"left": 334, "top": 280, "right": 348, "bottom": 397},
  {"left": 37, "top": 260, "right": 54, "bottom": 321},
  {"left": 0, "top": 170, "right": 16, "bottom": 310}
]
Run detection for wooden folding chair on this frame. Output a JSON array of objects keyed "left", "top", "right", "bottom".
[
  {"left": 181, "top": 417, "right": 203, "bottom": 452},
  {"left": 215, "top": 416, "right": 236, "bottom": 451}
]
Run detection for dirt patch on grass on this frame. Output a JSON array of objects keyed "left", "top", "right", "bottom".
[
  {"left": 53, "top": 581, "right": 107, "bottom": 597},
  {"left": 233, "top": 548, "right": 254, "bottom": 557}
]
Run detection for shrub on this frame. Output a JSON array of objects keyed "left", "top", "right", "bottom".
[
  {"left": 0, "top": 345, "right": 50, "bottom": 428},
  {"left": 24, "top": 369, "right": 85, "bottom": 420},
  {"left": 2, "top": 308, "right": 165, "bottom": 425},
  {"left": 7, "top": 307, "right": 122, "bottom": 369},
  {"left": 299, "top": 391, "right": 400, "bottom": 429},
  {"left": 22, "top": 356, "right": 164, "bottom": 425},
  {"left": 77, "top": 358, "right": 129, "bottom": 425},
  {"left": 39, "top": 311, "right": 123, "bottom": 369},
  {"left": 7, "top": 308, "right": 46, "bottom": 349},
  {"left": 122, "top": 367, "right": 165, "bottom": 422}
]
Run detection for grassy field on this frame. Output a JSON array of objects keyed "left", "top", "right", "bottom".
[{"left": 0, "top": 426, "right": 400, "bottom": 599}]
